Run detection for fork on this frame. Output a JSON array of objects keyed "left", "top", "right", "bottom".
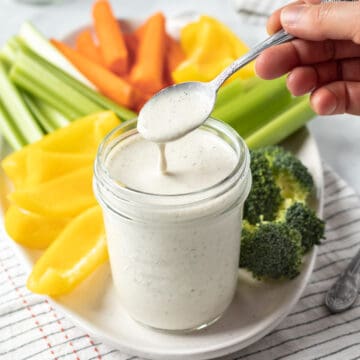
[{"left": 325, "top": 248, "right": 360, "bottom": 313}]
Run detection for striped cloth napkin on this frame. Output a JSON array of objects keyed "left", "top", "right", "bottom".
[{"left": 1, "top": 165, "right": 360, "bottom": 360}]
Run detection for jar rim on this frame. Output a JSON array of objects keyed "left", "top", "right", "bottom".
[{"left": 94, "top": 118, "right": 250, "bottom": 208}]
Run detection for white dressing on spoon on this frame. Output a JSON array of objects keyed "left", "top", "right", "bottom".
[{"left": 137, "top": 82, "right": 215, "bottom": 144}]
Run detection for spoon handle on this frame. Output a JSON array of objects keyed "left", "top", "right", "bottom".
[
  {"left": 210, "top": 29, "right": 294, "bottom": 89},
  {"left": 211, "top": 0, "right": 354, "bottom": 90},
  {"left": 325, "top": 248, "right": 360, "bottom": 313}
]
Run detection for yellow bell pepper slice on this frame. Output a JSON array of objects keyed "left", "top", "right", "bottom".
[
  {"left": 2, "top": 111, "right": 119, "bottom": 188},
  {"left": 27, "top": 206, "right": 107, "bottom": 296},
  {"left": 172, "top": 15, "right": 255, "bottom": 84},
  {"left": 26, "top": 150, "right": 93, "bottom": 187},
  {"left": 5, "top": 206, "right": 70, "bottom": 249},
  {"left": 9, "top": 166, "right": 96, "bottom": 217}
]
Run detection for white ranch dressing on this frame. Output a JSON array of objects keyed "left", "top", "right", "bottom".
[
  {"left": 104, "top": 129, "right": 244, "bottom": 330},
  {"left": 96, "top": 88, "right": 250, "bottom": 331},
  {"left": 107, "top": 130, "right": 237, "bottom": 195},
  {"left": 158, "top": 143, "right": 167, "bottom": 174},
  {"left": 137, "top": 86, "right": 216, "bottom": 174},
  {"left": 137, "top": 86, "right": 212, "bottom": 144}
]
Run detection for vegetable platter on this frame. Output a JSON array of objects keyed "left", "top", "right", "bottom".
[
  {"left": 0, "top": 4, "right": 324, "bottom": 359},
  {"left": 0, "top": 126, "right": 323, "bottom": 360}
]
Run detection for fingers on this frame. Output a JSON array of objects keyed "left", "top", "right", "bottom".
[
  {"left": 263, "top": 0, "right": 360, "bottom": 115},
  {"left": 266, "top": 0, "right": 320, "bottom": 34},
  {"left": 267, "top": 7, "right": 282, "bottom": 34},
  {"left": 280, "top": 2, "right": 360, "bottom": 43},
  {"left": 255, "top": 40, "right": 360, "bottom": 79},
  {"left": 287, "top": 59, "right": 360, "bottom": 96},
  {"left": 310, "top": 81, "right": 360, "bottom": 115},
  {"left": 287, "top": 67, "right": 318, "bottom": 96},
  {"left": 267, "top": 1, "right": 303, "bottom": 34}
]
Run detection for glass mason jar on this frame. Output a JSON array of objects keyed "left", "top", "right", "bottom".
[{"left": 94, "top": 118, "right": 251, "bottom": 332}]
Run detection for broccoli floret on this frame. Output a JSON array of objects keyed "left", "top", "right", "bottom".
[
  {"left": 286, "top": 202, "right": 325, "bottom": 253},
  {"left": 240, "top": 222, "right": 303, "bottom": 280},
  {"left": 244, "top": 150, "right": 283, "bottom": 224},
  {"left": 240, "top": 146, "right": 324, "bottom": 281},
  {"left": 244, "top": 146, "right": 315, "bottom": 225},
  {"left": 262, "top": 146, "right": 314, "bottom": 202}
]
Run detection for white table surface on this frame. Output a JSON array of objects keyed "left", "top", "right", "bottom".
[{"left": 1, "top": 0, "right": 359, "bottom": 195}]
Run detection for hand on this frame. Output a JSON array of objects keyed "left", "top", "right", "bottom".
[{"left": 255, "top": 0, "right": 360, "bottom": 115}]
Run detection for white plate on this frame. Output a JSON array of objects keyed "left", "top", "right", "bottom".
[{"left": 0, "top": 15, "right": 324, "bottom": 360}]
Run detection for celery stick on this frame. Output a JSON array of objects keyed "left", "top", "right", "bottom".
[
  {"left": 12, "top": 44, "right": 136, "bottom": 121},
  {"left": 33, "top": 54, "right": 137, "bottom": 121},
  {"left": 245, "top": 96, "right": 315, "bottom": 149},
  {"left": 19, "top": 21, "right": 95, "bottom": 89},
  {"left": 214, "top": 78, "right": 263, "bottom": 113},
  {"left": 212, "top": 76, "right": 292, "bottom": 138},
  {"left": 24, "top": 93, "right": 70, "bottom": 132},
  {"left": 10, "top": 66, "right": 80, "bottom": 120},
  {"left": 215, "top": 80, "right": 244, "bottom": 109},
  {"left": 56, "top": 71, "right": 137, "bottom": 121},
  {"left": 0, "top": 60, "right": 44, "bottom": 143},
  {"left": 11, "top": 49, "right": 103, "bottom": 118},
  {"left": 0, "top": 37, "right": 18, "bottom": 67},
  {"left": 35, "top": 99, "right": 70, "bottom": 128},
  {"left": 0, "top": 101, "right": 26, "bottom": 150},
  {"left": 23, "top": 93, "right": 56, "bottom": 133},
  {"left": 242, "top": 77, "right": 262, "bottom": 92}
]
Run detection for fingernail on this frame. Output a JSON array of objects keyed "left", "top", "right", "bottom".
[
  {"left": 287, "top": 71, "right": 294, "bottom": 84},
  {"left": 281, "top": 5, "right": 307, "bottom": 27}
]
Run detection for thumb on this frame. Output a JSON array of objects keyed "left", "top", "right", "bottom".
[
  {"left": 311, "top": 81, "right": 360, "bottom": 115},
  {"left": 280, "top": 2, "right": 360, "bottom": 43}
]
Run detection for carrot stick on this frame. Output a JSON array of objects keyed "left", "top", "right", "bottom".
[
  {"left": 51, "top": 39, "right": 144, "bottom": 110},
  {"left": 134, "top": 21, "right": 146, "bottom": 38},
  {"left": 75, "top": 30, "right": 104, "bottom": 66},
  {"left": 92, "top": 0, "right": 128, "bottom": 75},
  {"left": 166, "top": 34, "right": 185, "bottom": 73},
  {"left": 123, "top": 33, "right": 138, "bottom": 69},
  {"left": 129, "top": 12, "right": 167, "bottom": 95}
]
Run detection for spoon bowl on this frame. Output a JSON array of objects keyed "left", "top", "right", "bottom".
[{"left": 137, "top": 81, "right": 216, "bottom": 143}]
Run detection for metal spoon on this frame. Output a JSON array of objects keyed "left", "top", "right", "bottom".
[
  {"left": 137, "top": 28, "right": 294, "bottom": 143},
  {"left": 325, "top": 249, "right": 360, "bottom": 313},
  {"left": 137, "top": 0, "right": 351, "bottom": 143}
]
